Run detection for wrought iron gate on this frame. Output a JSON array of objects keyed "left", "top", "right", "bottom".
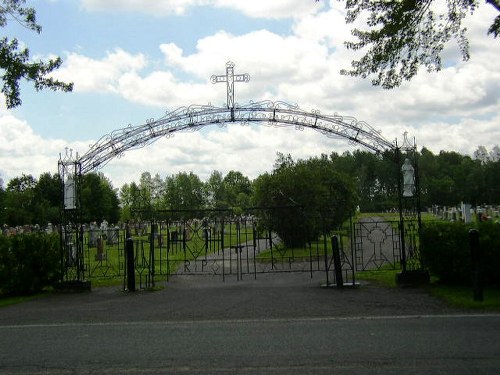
[{"left": 69, "top": 208, "right": 357, "bottom": 287}]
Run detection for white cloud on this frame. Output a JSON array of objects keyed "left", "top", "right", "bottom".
[
  {"left": 212, "top": 0, "right": 321, "bottom": 19},
  {"left": 81, "top": 0, "right": 209, "bottom": 16},
  {"left": 81, "top": 0, "right": 321, "bottom": 18},
  {"left": 2, "top": 1, "right": 499, "bottom": 188},
  {"left": 53, "top": 49, "right": 147, "bottom": 93},
  {"left": 0, "top": 113, "right": 88, "bottom": 183}
]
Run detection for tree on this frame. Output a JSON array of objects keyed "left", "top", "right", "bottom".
[
  {"left": 253, "top": 154, "right": 358, "bottom": 247},
  {"left": 32, "top": 172, "right": 60, "bottom": 225},
  {"left": 0, "top": 0, "right": 73, "bottom": 108},
  {"left": 222, "top": 170, "right": 251, "bottom": 210},
  {"left": 205, "top": 170, "right": 226, "bottom": 209},
  {"left": 318, "top": 0, "right": 500, "bottom": 88},
  {"left": 163, "top": 172, "right": 205, "bottom": 211},
  {"left": 4, "top": 173, "right": 36, "bottom": 225},
  {"left": 80, "top": 173, "right": 119, "bottom": 224},
  {"left": 0, "top": 176, "right": 5, "bottom": 224}
]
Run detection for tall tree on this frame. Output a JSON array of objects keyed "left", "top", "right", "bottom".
[
  {"left": 80, "top": 173, "right": 119, "bottom": 224},
  {"left": 4, "top": 174, "right": 36, "bottom": 225},
  {"left": 0, "top": 0, "right": 73, "bottom": 108},
  {"left": 222, "top": 170, "right": 252, "bottom": 210},
  {"left": 0, "top": 176, "right": 5, "bottom": 224},
  {"left": 32, "top": 172, "right": 60, "bottom": 225},
  {"left": 253, "top": 154, "right": 358, "bottom": 247},
  {"left": 164, "top": 172, "right": 204, "bottom": 211},
  {"left": 318, "top": 0, "right": 500, "bottom": 88},
  {"left": 205, "top": 170, "right": 226, "bottom": 209}
]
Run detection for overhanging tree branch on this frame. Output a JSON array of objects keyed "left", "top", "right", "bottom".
[{"left": 0, "top": 0, "right": 72, "bottom": 108}]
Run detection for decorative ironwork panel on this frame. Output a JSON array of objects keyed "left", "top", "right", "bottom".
[{"left": 352, "top": 218, "right": 401, "bottom": 271}]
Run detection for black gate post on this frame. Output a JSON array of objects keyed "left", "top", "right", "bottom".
[
  {"left": 331, "top": 235, "right": 344, "bottom": 288},
  {"left": 125, "top": 238, "right": 136, "bottom": 292},
  {"left": 150, "top": 221, "right": 155, "bottom": 288}
]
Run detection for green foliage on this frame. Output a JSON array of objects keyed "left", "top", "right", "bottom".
[
  {"left": 163, "top": 172, "right": 205, "bottom": 211},
  {"left": 331, "top": 0, "right": 499, "bottom": 88},
  {"left": 331, "top": 150, "right": 397, "bottom": 211},
  {"left": 0, "top": 0, "right": 73, "bottom": 108},
  {"left": 252, "top": 154, "right": 358, "bottom": 247},
  {"left": 420, "top": 221, "right": 500, "bottom": 285},
  {"left": 0, "top": 233, "right": 61, "bottom": 296},
  {"left": 80, "top": 173, "right": 120, "bottom": 223}
]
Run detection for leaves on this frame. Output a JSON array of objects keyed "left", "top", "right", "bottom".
[
  {"left": 0, "top": 0, "right": 73, "bottom": 108},
  {"left": 338, "top": 0, "right": 495, "bottom": 88}
]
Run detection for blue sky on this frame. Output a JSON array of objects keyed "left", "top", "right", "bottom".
[{"left": 1, "top": 0, "right": 499, "bottom": 188}]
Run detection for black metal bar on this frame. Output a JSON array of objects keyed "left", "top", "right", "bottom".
[
  {"left": 332, "top": 235, "right": 344, "bottom": 288},
  {"left": 323, "top": 234, "right": 330, "bottom": 286},
  {"left": 125, "top": 238, "right": 136, "bottom": 292},
  {"left": 221, "top": 218, "right": 225, "bottom": 282},
  {"left": 150, "top": 221, "right": 155, "bottom": 288},
  {"left": 396, "top": 147, "right": 407, "bottom": 272},
  {"left": 349, "top": 216, "right": 356, "bottom": 285},
  {"left": 469, "top": 229, "right": 483, "bottom": 302}
]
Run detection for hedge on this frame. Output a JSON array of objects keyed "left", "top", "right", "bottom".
[
  {"left": 420, "top": 221, "right": 500, "bottom": 285},
  {"left": 0, "top": 233, "right": 61, "bottom": 297}
]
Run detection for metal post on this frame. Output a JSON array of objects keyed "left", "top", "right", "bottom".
[
  {"left": 469, "top": 229, "right": 483, "bottom": 302},
  {"left": 331, "top": 235, "right": 344, "bottom": 288},
  {"left": 396, "top": 147, "right": 407, "bottom": 272},
  {"left": 323, "top": 234, "right": 329, "bottom": 286},
  {"left": 126, "top": 238, "right": 136, "bottom": 292},
  {"left": 150, "top": 221, "right": 155, "bottom": 288}
]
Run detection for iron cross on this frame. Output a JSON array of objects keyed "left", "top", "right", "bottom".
[{"left": 211, "top": 61, "right": 250, "bottom": 109}]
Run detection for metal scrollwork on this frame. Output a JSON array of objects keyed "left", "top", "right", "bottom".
[{"left": 75, "top": 100, "right": 395, "bottom": 173}]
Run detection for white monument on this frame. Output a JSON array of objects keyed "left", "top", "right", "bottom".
[{"left": 402, "top": 158, "right": 415, "bottom": 197}]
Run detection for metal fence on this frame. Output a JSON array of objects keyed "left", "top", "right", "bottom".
[{"left": 61, "top": 212, "right": 420, "bottom": 289}]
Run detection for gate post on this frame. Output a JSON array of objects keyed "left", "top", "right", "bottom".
[
  {"left": 150, "top": 221, "right": 155, "bottom": 287},
  {"left": 125, "top": 238, "right": 136, "bottom": 292},
  {"left": 395, "top": 133, "right": 429, "bottom": 286},
  {"left": 331, "top": 236, "right": 344, "bottom": 288}
]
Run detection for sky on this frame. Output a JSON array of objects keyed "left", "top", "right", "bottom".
[{"left": 0, "top": 0, "right": 499, "bottom": 189}]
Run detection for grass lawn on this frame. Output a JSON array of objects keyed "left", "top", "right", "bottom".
[{"left": 356, "top": 268, "right": 500, "bottom": 311}]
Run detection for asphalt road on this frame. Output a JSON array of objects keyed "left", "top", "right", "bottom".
[{"left": 1, "top": 273, "right": 499, "bottom": 374}]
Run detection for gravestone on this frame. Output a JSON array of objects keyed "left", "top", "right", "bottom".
[
  {"left": 461, "top": 203, "right": 472, "bottom": 223},
  {"left": 107, "top": 226, "right": 119, "bottom": 245},
  {"left": 95, "top": 236, "right": 106, "bottom": 261}
]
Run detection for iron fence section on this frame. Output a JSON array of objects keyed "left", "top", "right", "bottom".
[
  {"left": 73, "top": 213, "right": 419, "bottom": 286},
  {"left": 352, "top": 218, "right": 401, "bottom": 271}
]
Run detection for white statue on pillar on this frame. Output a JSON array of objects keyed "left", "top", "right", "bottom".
[
  {"left": 402, "top": 158, "right": 415, "bottom": 197},
  {"left": 64, "top": 177, "right": 76, "bottom": 209}
]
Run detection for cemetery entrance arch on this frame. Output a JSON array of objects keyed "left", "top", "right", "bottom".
[{"left": 58, "top": 62, "right": 422, "bottom": 287}]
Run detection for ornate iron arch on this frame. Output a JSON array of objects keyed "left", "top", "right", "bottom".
[
  {"left": 78, "top": 100, "right": 396, "bottom": 174},
  {"left": 58, "top": 61, "right": 425, "bottom": 290}
]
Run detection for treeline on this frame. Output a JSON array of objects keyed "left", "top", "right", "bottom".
[
  {"left": 0, "top": 172, "right": 119, "bottom": 226},
  {"left": 1, "top": 147, "right": 499, "bottom": 227}
]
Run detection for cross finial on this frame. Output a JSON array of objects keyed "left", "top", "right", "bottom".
[{"left": 211, "top": 61, "right": 250, "bottom": 109}]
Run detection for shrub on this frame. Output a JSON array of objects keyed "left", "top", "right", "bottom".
[
  {"left": 420, "top": 221, "right": 500, "bottom": 285},
  {"left": 0, "top": 233, "right": 61, "bottom": 296}
]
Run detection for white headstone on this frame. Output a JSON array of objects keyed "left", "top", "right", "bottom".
[{"left": 461, "top": 203, "right": 472, "bottom": 223}]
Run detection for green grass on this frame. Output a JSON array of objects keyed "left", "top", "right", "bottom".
[
  {"left": 356, "top": 211, "right": 442, "bottom": 223},
  {"left": 428, "top": 284, "right": 500, "bottom": 310},
  {"left": 356, "top": 269, "right": 399, "bottom": 287},
  {"left": 355, "top": 268, "right": 500, "bottom": 310}
]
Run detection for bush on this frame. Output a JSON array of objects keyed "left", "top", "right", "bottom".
[
  {"left": 0, "top": 233, "right": 61, "bottom": 296},
  {"left": 420, "top": 221, "right": 500, "bottom": 285}
]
